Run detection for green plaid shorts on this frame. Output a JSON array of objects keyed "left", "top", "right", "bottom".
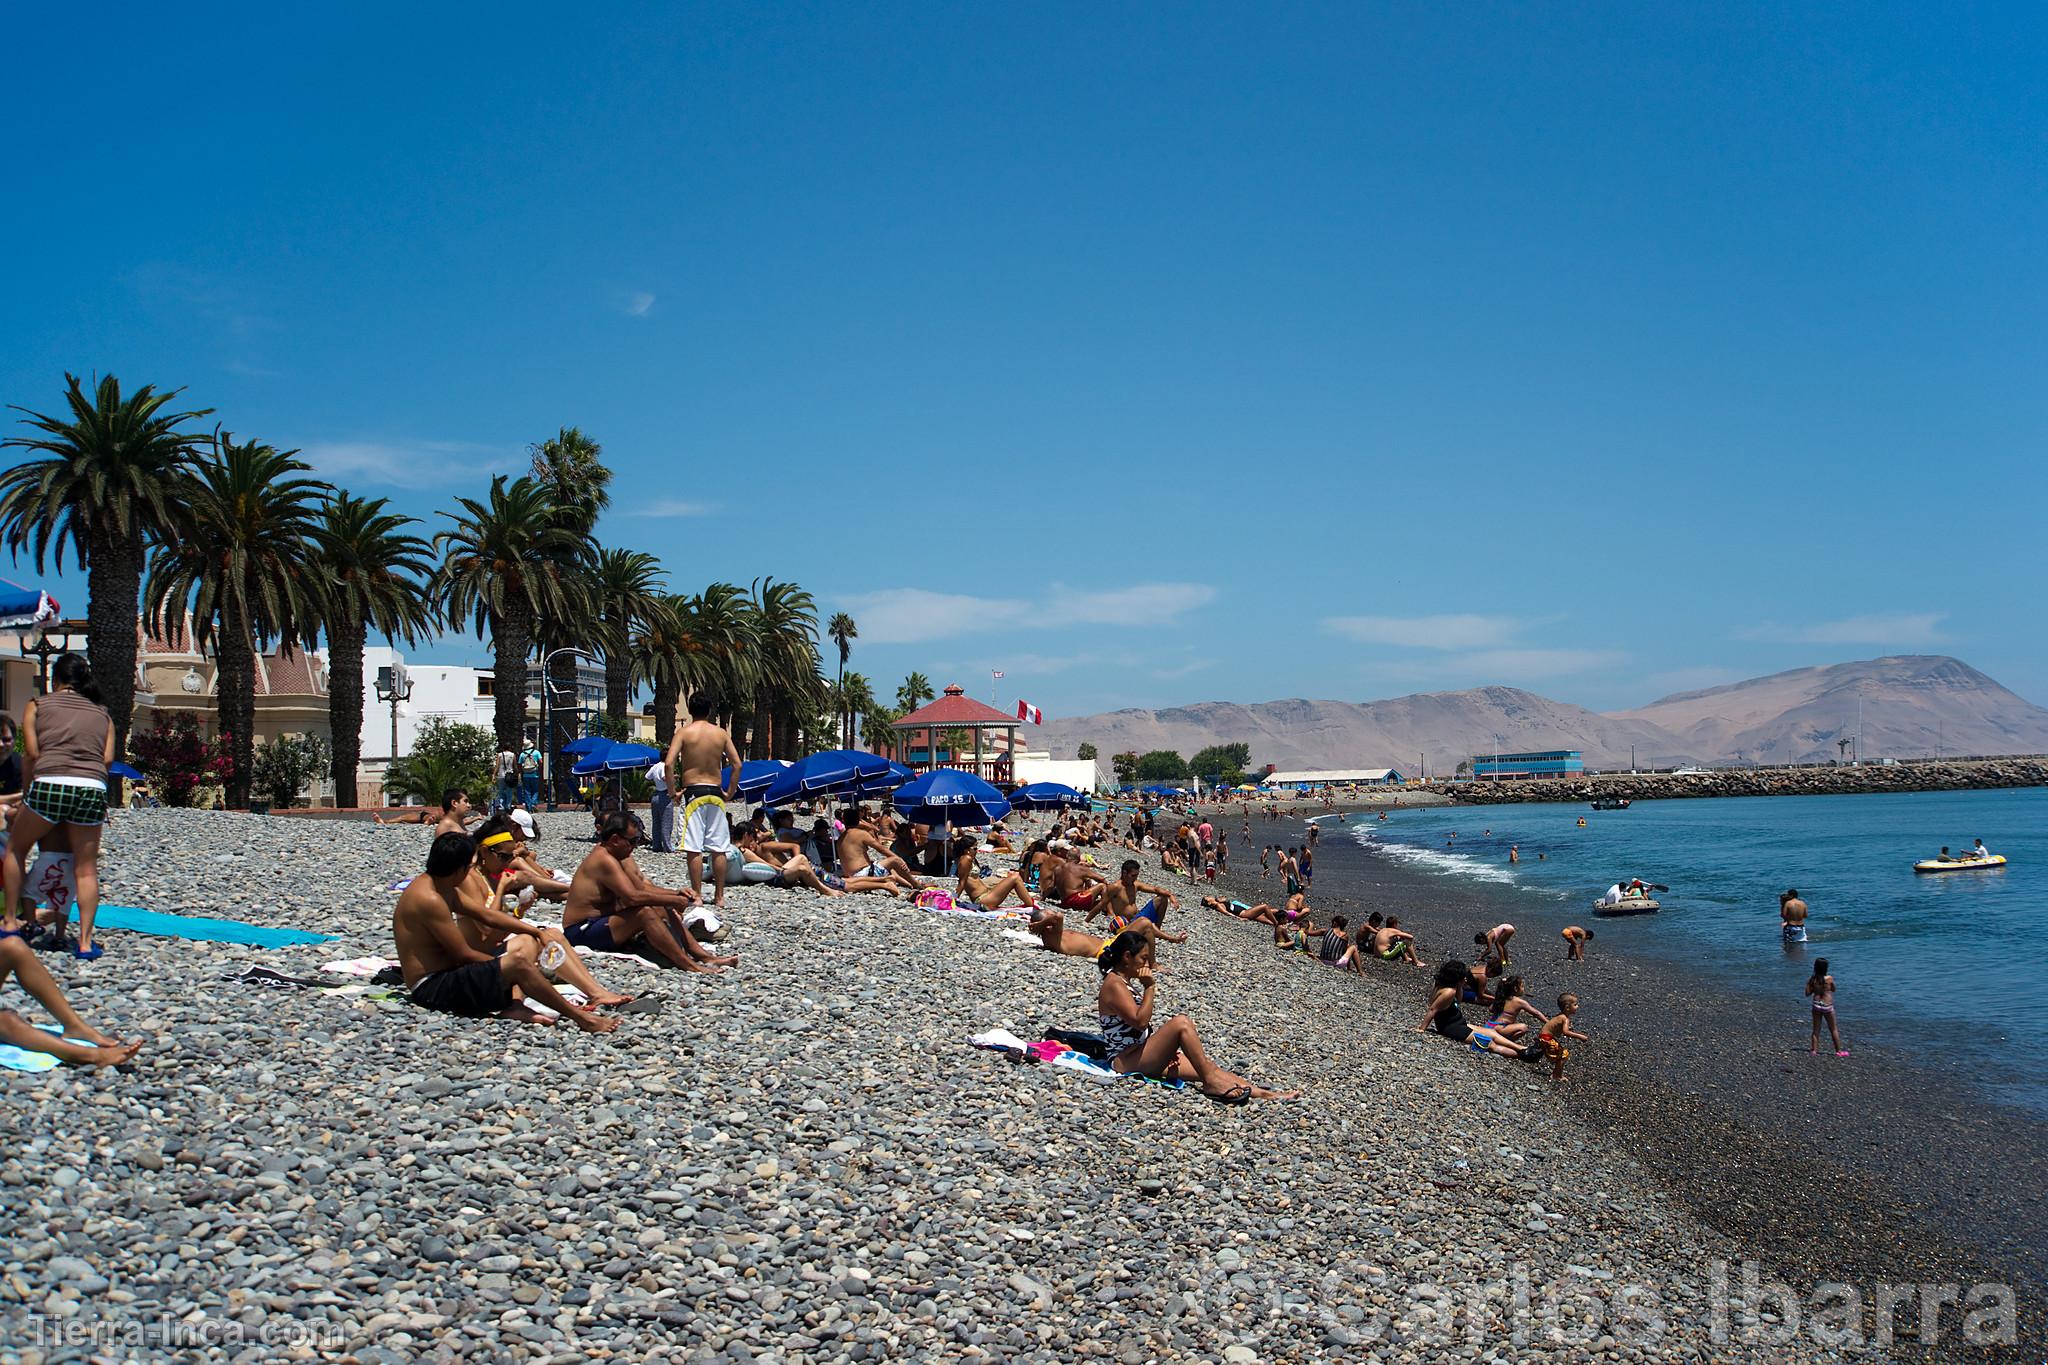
[{"left": 24, "top": 779, "right": 108, "bottom": 827}]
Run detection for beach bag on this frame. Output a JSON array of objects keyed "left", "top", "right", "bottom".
[{"left": 914, "top": 888, "right": 956, "bottom": 913}]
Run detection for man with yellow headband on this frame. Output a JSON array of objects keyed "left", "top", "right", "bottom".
[
  {"left": 664, "top": 692, "right": 741, "bottom": 910},
  {"left": 456, "top": 816, "right": 638, "bottom": 1008}
]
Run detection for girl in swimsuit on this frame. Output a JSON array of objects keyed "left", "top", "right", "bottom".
[
  {"left": 1416, "top": 960, "right": 1526, "bottom": 1059},
  {"left": 1094, "top": 932, "right": 1299, "bottom": 1103},
  {"left": 1806, "top": 957, "right": 1847, "bottom": 1056},
  {"left": 953, "top": 842, "right": 1039, "bottom": 912},
  {"left": 1483, "top": 974, "right": 1545, "bottom": 1040}
]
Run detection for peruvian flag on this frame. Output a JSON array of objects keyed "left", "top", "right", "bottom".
[{"left": 1016, "top": 700, "right": 1043, "bottom": 725}]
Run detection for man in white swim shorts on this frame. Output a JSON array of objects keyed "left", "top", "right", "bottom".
[{"left": 665, "top": 692, "right": 742, "bottom": 909}]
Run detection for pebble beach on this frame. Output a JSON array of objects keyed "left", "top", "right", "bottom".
[{"left": 0, "top": 808, "right": 2009, "bottom": 1362}]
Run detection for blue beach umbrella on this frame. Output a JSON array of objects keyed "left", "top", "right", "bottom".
[
  {"left": 1010, "top": 781, "right": 1089, "bottom": 811},
  {"left": 720, "top": 759, "right": 791, "bottom": 799},
  {"left": 892, "top": 769, "right": 1011, "bottom": 830},
  {"left": 560, "top": 735, "right": 611, "bottom": 756},
  {"left": 596, "top": 741, "right": 659, "bottom": 772},
  {"left": 569, "top": 740, "right": 622, "bottom": 777},
  {"left": 109, "top": 760, "right": 145, "bottom": 781},
  {"left": 0, "top": 579, "right": 59, "bottom": 631},
  {"left": 857, "top": 760, "right": 915, "bottom": 797},
  {"left": 759, "top": 749, "right": 894, "bottom": 807}
]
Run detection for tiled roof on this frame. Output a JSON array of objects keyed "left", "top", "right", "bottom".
[{"left": 893, "top": 685, "right": 1017, "bottom": 729}]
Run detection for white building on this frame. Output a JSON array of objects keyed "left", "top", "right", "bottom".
[
  {"left": 1011, "top": 754, "right": 1105, "bottom": 793},
  {"left": 1261, "top": 767, "right": 1405, "bottom": 788},
  {"left": 358, "top": 648, "right": 615, "bottom": 786}
]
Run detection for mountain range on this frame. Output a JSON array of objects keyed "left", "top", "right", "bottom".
[{"left": 1033, "top": 656, "right": 2048, "bottom": 773}]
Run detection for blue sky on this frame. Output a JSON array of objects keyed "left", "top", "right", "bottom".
[{"left": 5, "top": 4, "right": 2045, "bottom": 717}]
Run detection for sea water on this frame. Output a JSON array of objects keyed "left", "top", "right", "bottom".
[{"left": 1333, "top": 786, "right": 2048, "bottom": 1114}]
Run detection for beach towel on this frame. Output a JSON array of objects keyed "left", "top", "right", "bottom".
[
  {"left": 1000, "top": 928, "right": 1042, "bottom": 949},
  {"left": 322, "top": 956, "right": 402, "bottom": 977},
  {"left": 969, "top": 1028, "right": 1031, "bottom": 1053},
  {"left": 0, "top": 1024, "right": 92, "bottom": 1072},
  {"left": 70, "top": 905, "right": 334, "bottom": 949}
]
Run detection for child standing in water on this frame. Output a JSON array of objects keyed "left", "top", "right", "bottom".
[{"left": 1805, "top": 957, "right": 1847, "bottom": 1056}]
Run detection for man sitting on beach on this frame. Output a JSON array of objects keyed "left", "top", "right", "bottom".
[
  {"left": 1044, "top": 846, "right": 1109, "bottom": 911},
  {"left": 376, "top": 787, "right": 479, "bottom": 834},
  {"left": 1370, "top": 913, "right": 1425, "bottom": 967},
  {"left": 838, "top": 809, "right": 922, "bottom": 893},
  {"left": 1085, "top": 860, "right": 1188, "bottom": 944},
  {"left": 562, "top": 815, "right": 738, "bottom": 974},
  {"left": 395, "top": 833, "right": 618, "bottom": 1032}
]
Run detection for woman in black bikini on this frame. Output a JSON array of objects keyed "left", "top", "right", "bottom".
[
  {"left": 1417, "top": 960, "right": 1527, "bottom": 1059},
  {"left": 1094, "top": 931, "right": 1299, "bottom": 1103}
]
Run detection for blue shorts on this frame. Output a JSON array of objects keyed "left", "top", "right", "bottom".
[
  {"left": 1113, "top": 898, "right": 1165, "bottom": 930},
  {"left": 563, "top": 917, "right": 616, "bottom": 952}
]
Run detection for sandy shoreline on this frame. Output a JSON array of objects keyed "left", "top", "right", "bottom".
[{"left": 0, "top": 807, "right": 2024, "bottom": 1360}]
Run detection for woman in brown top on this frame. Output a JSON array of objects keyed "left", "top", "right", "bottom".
[{"left": 4, "top": 654, "right": 115, "bottom": 959}]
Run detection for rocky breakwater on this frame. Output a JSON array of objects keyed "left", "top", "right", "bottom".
[{"left": 1428, "top": 757, "right": 2048, "bottom": 805}]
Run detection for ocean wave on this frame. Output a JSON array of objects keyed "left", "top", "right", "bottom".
[{"left": 1352, "top": 827, "right": 1519, "bottom": 885}]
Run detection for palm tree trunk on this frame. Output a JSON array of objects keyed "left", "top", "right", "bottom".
[
  {"left": 605, "top": 650, "right": 631, "bottom": 728},
  {"left": 548, "top": 639, "right": 578, "bottom": 802},
  {"left": 836, "top": 661, "right": 847, "bottom": 748},
  {"left": 216, "top": 595, "right": 257, "bottom": 810},
  {"left": 493, "top": 604, "right": 531, "bottom": 753},
  {"left": 754, "top": 691, "right": 774, "bottom": 759},
  {"left": 84, "top": 528, "right": 144, "bottom": 776},
  {"left": 653, "top": 677, "right": 679, "bottom": 753},
  {"left": 328, "top": 609, "right": 367, "bottom": 807}
]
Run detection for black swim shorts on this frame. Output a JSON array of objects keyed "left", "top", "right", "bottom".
[
  {"left": 563, "top": 917, "right": 617, "bottom": 952},
  {"left": 411, "top": 959, "right": 514, "bottom": 1017}
]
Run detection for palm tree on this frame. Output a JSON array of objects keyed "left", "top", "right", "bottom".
[
  {"left": 0, "top": 374, "right": 212, "bottom": 765},
  {"left": 827, "top": 611, "right": 858, "bottom": 746},
  {"left": 144, "top": 436, "right": 329, "bottom": 808},
  {"left": 748, "top": 577, "right": 822, "bottom": 759},
  {"left": 589, "top": 547, "right": 667, "bottom": 726},
  {"left": 630, "top": 594, "right": 693, "bottom": 753},
  {"left": 312, "top": 493, "right": 436, "bottom": 807},
  {"left": 841, "top": 672, "right": 876, "bottom": 749},
  {"left": 529, "top": 428, "right": 611, "bottom": 791},
  {"left": 432, "top": 476, "right": 587, "bottom": 752},
  {"left": 896, "top": 672, "right": 935, "bottom": 713},
  {"left": 689, "top": 582, "right": 759, "bottom": 747}
]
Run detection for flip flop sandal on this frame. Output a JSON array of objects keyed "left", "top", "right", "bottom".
[
  {"left": 72, "top": 944, "right": 104, "bottom": 961},
  {"left": 614, "top": 998, "right": 664, "bottom": 1015},
  {"left": 1204, "top": 1084, "right": 1251, "bottom": 1106}
]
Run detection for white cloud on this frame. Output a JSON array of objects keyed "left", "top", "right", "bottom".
[
  {"left": 297, "top": 440, "right": 517, "bottom": 490},
  {"left": 838, "top": 582, "right": 1214, "bottom": 644},
  {"left": 1044, "top": 582, "right": 1216, "bottom": 625},
  {"left": 837, "top": 589, "right": 1029, "bottom": 645},
  {"left": 1153, "top": 658, "right": 1216, "bottom": 679},
  {"left": 625, "top": 498, "right": 715, "bottom": 518},
  {"left": 624, "top": 291, "right": 656, "bottom": 317},
  {"left": 975, "top": 652, "right": 1093, "bottom": 676},
  {"left": 1322, "top": 613, "right": 1524, "bottom": 649},
  {"left": 1739, "top": 614, "right": 1948, "bottom": 646}
]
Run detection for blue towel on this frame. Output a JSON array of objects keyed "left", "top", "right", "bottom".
[
  {"left": 53, "top": 904, "right": 334, "bottom": 948},
  {"left": 0, "top": 1024, "right": 79, "bottom": 1072}
]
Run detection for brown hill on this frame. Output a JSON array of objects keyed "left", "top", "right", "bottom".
[
  {"left": 1606, "top": 655, "right": 2048, "bottom": 764},
  {"left": 1031, "top": 656, "right": 2048, "bottom": 772}
]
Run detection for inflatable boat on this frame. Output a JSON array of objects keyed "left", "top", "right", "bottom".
[
  {"left": 1913, "top": 854, "right": 2007, "bottom": 874},
  {"left": 1592, "top": 895, "right": 1660, "bottom": 917}
]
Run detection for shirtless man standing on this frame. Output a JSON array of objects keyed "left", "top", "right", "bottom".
[
  {"left": 664, "top": 693, "right": 742, "bottom": 909},
  {"left": 1086, "top": 860, "right": 1188, "bottom": 945},
  {"left": 395, "top": 832, "right": 618, "bottom": 1032},
  {"left": 562, "top": 815, "right": 737, "bottom": 974},
  {"left": 1779, "top": 888, "right": 1808, "bottom": 946}
]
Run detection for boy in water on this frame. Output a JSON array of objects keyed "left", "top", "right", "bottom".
[
  {"left": 1806, "top": 958, "right": 1846, "bottom": 1056},
  {"left": 1560, "top": 925, "right": 1594, "bottom": 961},
  {"left": 1538, "top": 993, "right": 1590, "bottom": 1081}
]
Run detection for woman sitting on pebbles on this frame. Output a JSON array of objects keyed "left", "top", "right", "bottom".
[
  {"left": 1095, "top": 930, "right": 1299, "bottom": 1104},
  {"left": 1417, "top": 960, "right": 1527, "bottom": 1059},
  {"left": 951, "top": 838, "right": 1039, "bottom": 912}
]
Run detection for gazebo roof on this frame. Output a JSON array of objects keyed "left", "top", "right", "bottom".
[{"left": 892, "top": 684, "right": 1017, "bottom": 730}]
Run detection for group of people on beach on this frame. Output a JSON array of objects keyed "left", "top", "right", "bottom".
[{"left": 0, "top": 654, "right": 145, "bottom": 1067}]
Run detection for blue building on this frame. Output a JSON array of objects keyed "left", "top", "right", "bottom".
[{"left": 1471, "top": 750, "right": 1583, "bottom": 780}]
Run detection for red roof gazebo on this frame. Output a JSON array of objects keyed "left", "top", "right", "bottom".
[{"left": 891, "top": 684, "right": 1021, "bottom": 783}]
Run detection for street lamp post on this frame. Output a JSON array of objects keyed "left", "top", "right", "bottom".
[
  {"left": 373, "top": 661, "right": 414, "bottom": 796},
  {"left": 539, "top": 646, "right": 593, "bottom": 811}
]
